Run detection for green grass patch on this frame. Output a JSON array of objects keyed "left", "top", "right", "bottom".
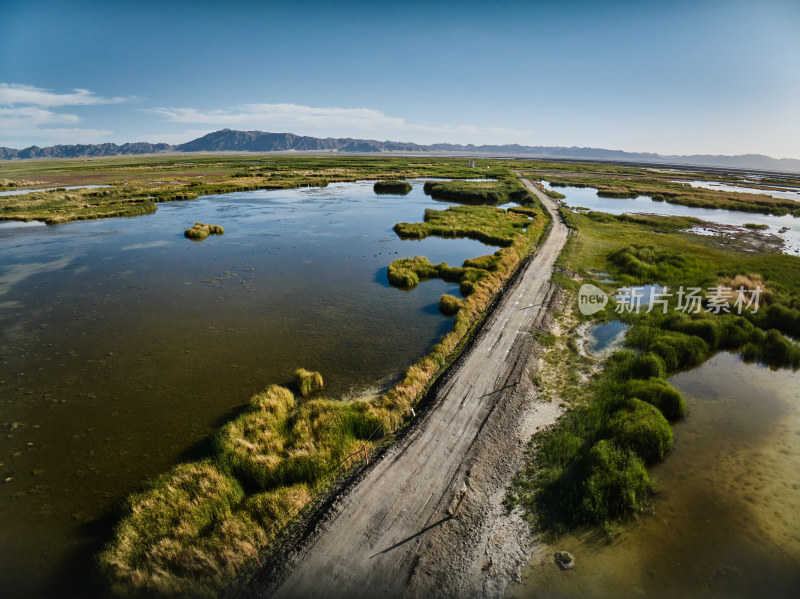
[
  {"left": 438, "top": 293, "right": 462, "bottom": 316},
  {"left": 510, "top": 194, "right": 800, "bottom": 535},
  {"left": 422, "top": 176, "right": 532, "bottom": 205},
  {"left": 373, "top": 180, "right": 412, "bottom": 194},
  {"left": 294, "top": 368, "right": 324, "bottom": 396},
  {"left": 184, "top": 222, "right": 224, "bottom": 240}
]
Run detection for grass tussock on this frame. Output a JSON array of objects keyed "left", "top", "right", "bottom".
[
  {"left": 438, "top": 293, "right": 462, "bottom": 316},
  {"left": 98, "top": 460, "right": 247, "bottom": 597},
  {"left": 214, "top": 385, "right": 384, "bottom": 491},
  {"left": 373, "top": 180, "right": 411, "bottom": 194},
  {"left": 102, "top": 381, "right": 387, "bottom": 595},
  {"left": 185, "top": 222, "right": 224, "bottom": 240},
  {"left": 294, "top": 368, "right": 324, "bottom": 396}
]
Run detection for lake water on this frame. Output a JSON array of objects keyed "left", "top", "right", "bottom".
[
  {"left": 676, "top": 180, "right": 800, "bottom": 202},
  {"left": 544, "top": 183, "right": 800, "bottom": 256},
  {"left": 507, "top": 352, "right": 800, "bottom": 599},
  {"left": 0, "top": 180, "right": 499, "bottom": 597},
  {"left": 583, "top": 320, "right": 627, "bottom": 358}
]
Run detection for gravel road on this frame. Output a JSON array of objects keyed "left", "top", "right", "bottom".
[{"left": 250, "top": 177, "right": 569, "bottom": 599}]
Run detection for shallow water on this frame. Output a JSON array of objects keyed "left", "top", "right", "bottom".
[
  {"left": 507, "top": 352, "right": 800, "bottom": 599},
  {"left": 0, "top": 180, "right": 500, "bottom": 597},
  {"left": 677, "top": 180, "right": 800, "bottom": 202},
  {"left": 584, "top": 320, "right": 627, "bottom": 358},
  {"left": 545, "top": 183, "right": 800, "bottom": 256}
]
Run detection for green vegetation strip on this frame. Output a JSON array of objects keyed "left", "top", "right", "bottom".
[
  {"left": 373, "top": 179, "right": 412, "bottom": 194},
  {"left": 99, "top": 190, "right": 550, "bottom": 595},
  {"left": 509, "top": 207, "right": 800, "bottom": 535},
  {"left": 0, "top": 156, "right": 517, "bottom": 224},
  {"left": 422, "top": 175, "right": 528, "bottom": 204}
]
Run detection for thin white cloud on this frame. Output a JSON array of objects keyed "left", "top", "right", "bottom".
[
  {"left": 152, "top": 103, "right": 406, "bottom": 131},
  {"left": 0, "top": 83, "right": 135, "bottom": 147},
  {"left": 0, "top": 106, "right": 79, "bottom": 126},
  {"left": 0, "top": 83, "right": 130, "bottom": 107},
  {"left": 152, "top": 102, "right": 535, "bottom": 144}
]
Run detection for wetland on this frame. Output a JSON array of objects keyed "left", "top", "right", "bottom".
[
  {"left": 2, "top": 155, "right": 800, "bottom": 598},
  {"left": 0, "top": 177, "right": 508, "bottom": 597}
]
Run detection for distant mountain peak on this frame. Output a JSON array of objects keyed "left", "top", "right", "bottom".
[{"left": 1, "top": 129, "right": 798, "bottom": 173}]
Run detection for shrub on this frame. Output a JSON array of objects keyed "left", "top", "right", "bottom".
[
  {"left": 580, "top": 440, "right": 649, "bottom": 523},
  {"left": 606, "top": 399, "right": 673, "bottom": 463},
  {"left": 294, "top": 368, "right": 324, "bottom": 396}
]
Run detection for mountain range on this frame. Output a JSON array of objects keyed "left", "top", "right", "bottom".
[{"left": 2, "top": 129, "right": 799, "bottom": 173}]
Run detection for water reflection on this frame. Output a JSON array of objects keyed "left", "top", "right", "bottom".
[
  {"left": 544, "top": 182, "right": 800, "bottom": 256},
  {"left": 508, "top": 352, "right": 800, "bottom": 599}
]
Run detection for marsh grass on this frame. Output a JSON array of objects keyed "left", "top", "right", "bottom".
[
  {"left": 438, "top": 293, "right": 462, "bottom": 316},
  {"left": 422, "top": 176, "right": 531, "bottom": 205},
  {"left": 101, "top": 191, "right": 550, "bottom": 595},
  {"left": 511, "top": 199, "right": 800, "bottom": 534},
  {"left": 294, "top": 368, "right": 324, "bottom": 396},
  {"left": 373, "top": 180, "right": 412, "bottom": 194},
  {"left": 185, "top": 222, "right": 224, "bottom": 240},
  {"left": 0, "top": 155, "right": 517, "bottom": 224}
]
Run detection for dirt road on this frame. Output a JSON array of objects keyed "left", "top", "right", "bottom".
[{"left": 256, "top": 178, "right": 569, "bottom": 598}]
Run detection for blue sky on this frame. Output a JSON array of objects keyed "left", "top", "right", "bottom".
[{"left": 1, "top": 0, "right": 798, "bottom": 157}]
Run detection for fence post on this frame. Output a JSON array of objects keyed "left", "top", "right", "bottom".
[{"left": 363, "top": 444, "right": 368, "bottom": 465}]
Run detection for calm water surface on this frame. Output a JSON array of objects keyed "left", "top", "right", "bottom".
[
  {"left": 507, "top": 353, "right": 800, "bottom": 599},
  {"left": 545, "top": 183, "right": 800, "bottom": 255},
  {"left": 0, "top": 180, "right": 498, "bottom": 597}
]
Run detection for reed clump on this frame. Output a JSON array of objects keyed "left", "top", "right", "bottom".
[
  {"left": 98, "top": 460, "right": 248, "bottom": 597},
  {"left": 373, "top": 180, "right": 412, "bottom": 194},
  {"left": 605, "top": 399, "right": 673, "bottom": 464},
  {"left": 185, "top": 222, "right": 224, "bottom": 240},
  {"left": 438, "top": 293, "right": 462, "bottom": 316},
  {"left": 294, "top": 368, "right": 324, "bottom": 396},
  {"left": 102, "top": 381, "right": 387, "bottom": 595}
]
